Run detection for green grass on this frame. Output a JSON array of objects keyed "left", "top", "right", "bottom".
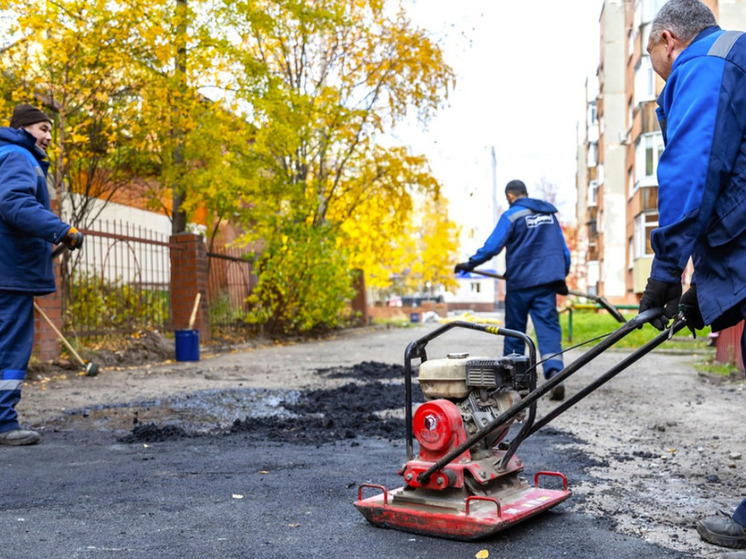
[
  {"left": 558, "top": 309, "right": 713, "bottom": 352},
  {"left": 694, "top": 360, "right": 737, "bottom": 376}
]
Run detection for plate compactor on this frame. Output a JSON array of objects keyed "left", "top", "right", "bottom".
[{"left": 355, "top": 309, "right": 686, "bottom": 540}]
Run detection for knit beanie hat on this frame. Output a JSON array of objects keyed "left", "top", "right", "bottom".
[{"left": 9, "top": 103, "right": 52, "bottom": 128}]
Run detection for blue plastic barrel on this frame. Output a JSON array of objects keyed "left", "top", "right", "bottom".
[{"left": 175, "top": 329, "right": 200, "bottom": 361}]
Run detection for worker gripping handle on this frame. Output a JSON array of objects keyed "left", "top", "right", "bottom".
[{"left": 63, "top": 226, "right": 84, "bottom": 250}]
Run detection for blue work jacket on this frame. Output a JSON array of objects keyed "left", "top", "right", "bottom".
[
  {"left": 652, "top": 27, "right": 746, "bottom": 326},
  {"left": 0, "top": 127, "right": 70, "bottom": 294},
  {"left": 467, "top": 197, "right": 571, "bottom": 292}
]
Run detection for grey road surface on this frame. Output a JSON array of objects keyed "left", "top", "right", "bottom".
[{"left": 3, "top": 322, "right": 700, "bottom": 558}]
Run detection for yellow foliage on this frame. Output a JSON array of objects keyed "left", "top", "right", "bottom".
[{"left": 1, "top": 0, "right": 459, "bottom": 315}]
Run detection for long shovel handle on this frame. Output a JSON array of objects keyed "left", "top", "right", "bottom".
[
  {"left": 52, "top": 244, "right": 67, "bottom": 258},
  {"left": 33, "top": 301, "right": 86, "bottom": 368},
  {"left": 466, "top": 268, "right": 626, "bottom": 323}
]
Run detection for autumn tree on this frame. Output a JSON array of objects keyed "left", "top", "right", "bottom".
[
  {"left": 0, "top": 0, "right": 147, "bottom": 229},
  {"left": 399, "top": 193, "right": 460, "bottom": 294},
  {"left": 0, "top": 0, "right": 460, "bottom": 335},
  {"left": 214, "top": 0, "right": 456, "bottom": 333}
]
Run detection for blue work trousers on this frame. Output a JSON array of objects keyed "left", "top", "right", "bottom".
[
  {"left": 503, "top": 285, "right": 563, "bottom": 379},
  {"left": 731, "top": 323, "right": 746, "bottom": 525},
  {"left": 0, "top": 291, "right": 34, "bottom": 433}
]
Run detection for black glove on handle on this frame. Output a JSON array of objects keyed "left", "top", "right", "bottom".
[
  {"left": 639, "top": 277, "right": 682, "bottom": 330},
  {"left": 63, "top": 226, "right": 84, "bottom": 250},
  {"left": 679, "top": 284, "right": 704, "bottom": 332},
  {"left": 454, "top": 262, "right": 474, "bottom": 274}
]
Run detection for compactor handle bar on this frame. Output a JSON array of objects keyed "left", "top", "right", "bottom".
[{"left": 415, "top": 308, "right": 678, "bottom": 484}]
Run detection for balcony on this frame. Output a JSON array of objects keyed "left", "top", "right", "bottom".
[{"left": 640, "top": 185, "right": 658, "bottom": 211}]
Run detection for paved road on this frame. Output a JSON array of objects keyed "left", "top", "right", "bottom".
[
  {"left": 4, "top": 321, "right": 701, "bottom": 558},
  {"left": 3, "top": 430, "right": 695, "bottom": 559}
]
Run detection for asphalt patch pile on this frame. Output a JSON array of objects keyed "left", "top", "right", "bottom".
[
  {"left": 120, "top": 423, "right": 191, "bottom": 443},
  {"left": 314, "top": 360, "right": 406, "bottom": 380},
  {"left": 122, "top": 361, "right": 423, "bottom": 445},
  {"left": 230, "top": 361, "right": 423, "bottom": 444}
]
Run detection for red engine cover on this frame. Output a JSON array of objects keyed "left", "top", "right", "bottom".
[{"left": 412, "top": 399, "right": 468, "bottom": 462}]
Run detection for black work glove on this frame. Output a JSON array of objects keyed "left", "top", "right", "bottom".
[
  {"left": 555, "top": 280, "right": 569, "bottom": 296},
  {"left": 639, "top": 277, "right": 682, "bottom": 330},
  {"left": 63, "top": 226, "right": 84, "bottom": 250},
  {"left": 454, "top": 262, "right": 474, "bottom": 274},
  {"left": 679, "top": 284, "right": 704, "bottom": 333}
]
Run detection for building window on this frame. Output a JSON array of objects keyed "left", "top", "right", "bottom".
[
  {"left": 589, "top": 180, "right": 598, "bottom": 207},
  {"left": 641, "top": 186, "right": 658, "bottom": 211},
  {"left": 635, "top": 56, "right": 656, "bottom": 103},
  {"left": 470, "top": 282, "right": 481, "bottom": 294},
  {"left": 635, "top": 132, "right": 664, "bottom": 188},
  {"left": 588, "top": 142, "right": 598, "bottom": 167},
  {"left": 634, "top": 212, "right": 658, "bottom": 258},
  {"left": 588, "top": 101, "right": 598, "bottom": 126}
]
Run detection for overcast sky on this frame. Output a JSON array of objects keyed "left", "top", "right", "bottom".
[{"left": 391, "top": 0, "right": 603, "bottom": 248}]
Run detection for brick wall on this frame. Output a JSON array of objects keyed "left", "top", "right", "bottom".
[{"left": 33, "top": 254, "right": 63, "bottom": 361}]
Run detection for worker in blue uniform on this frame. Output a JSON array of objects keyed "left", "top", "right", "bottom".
[
  {"left": 0, "top": 103, "right": 83, "bottom": 445},
  {"left": 455, "top": 179, "right": 571, "bottom": 400},
  {"left": 637, "top": 0, "right": 746, "bottom": 551}
]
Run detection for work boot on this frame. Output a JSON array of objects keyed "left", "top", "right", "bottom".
[
  {"left": 697, "top": 511, "right": 746, "bottom": 549},
  {"left": 0, "top": 429, "right": 41, "bottom": 446},
  {"left": 549, "top": 383, "right": 565, "bottom": 401}
]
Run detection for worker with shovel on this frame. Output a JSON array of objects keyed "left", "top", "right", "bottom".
[
  {"left": 638, "top": 0, "right": 746, "bottom": 553},
  {"left": 0, "top": 103, "right": 83, "bottom": 446},
  {"left": 454, "top": 179, "right": 571, "bottom": 400}
]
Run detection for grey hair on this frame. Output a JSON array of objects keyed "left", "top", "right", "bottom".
[{"left": 651, "top": 0, "right": 718, "bottom": 43}]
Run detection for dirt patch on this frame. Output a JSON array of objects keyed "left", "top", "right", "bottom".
[
  {"left": 28, "top": 330, "right": 177, "bottom": 380},
  {"left": 28, "top": 328, "right": 358, "bottom": 381}
]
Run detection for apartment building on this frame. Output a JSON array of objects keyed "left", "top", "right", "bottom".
[{"left": 577, "top": 0, "right": 746, "bottom": 304}]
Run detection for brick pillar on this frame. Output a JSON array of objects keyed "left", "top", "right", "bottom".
[
  {"left": 170, "top": 233, "right": 210, "bottom": 340},
  {"left": 33, "top": 256, "right": 63, "bottom": 361},
  {"left": 351, "top": 269, "right": 369, "bottom": 326}
]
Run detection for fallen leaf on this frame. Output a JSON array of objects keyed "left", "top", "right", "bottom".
[{"left": 476, "top": 550, "right": 489, "bottom": 559}]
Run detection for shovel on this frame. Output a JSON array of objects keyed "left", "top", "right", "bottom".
[
  {"left": 33, "top": 302, "right": 100, "bottom": 377},
  {"left": 41, "top": 241, "right": 100, "bottom": 376},
  {"left": 468, "top": 268, "right": 626, "bottom": 323}
]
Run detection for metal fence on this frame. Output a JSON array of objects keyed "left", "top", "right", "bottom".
[
  {"left": 62, "top": 220, "right": 174, "bottom": 337},
  {"left": 60, "top": 220, "right": 257, "bottom": 338},
  {"left": 207, "top": 245, "right": 257, "bottom": 329}
]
